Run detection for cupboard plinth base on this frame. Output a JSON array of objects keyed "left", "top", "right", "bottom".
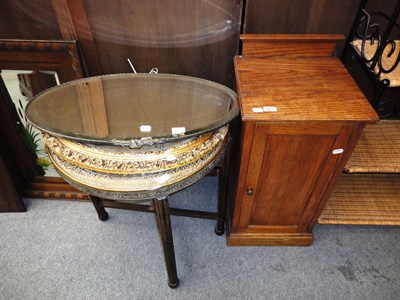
[{"left": 226, "top": 232, "right": 314, "bottom": 246}]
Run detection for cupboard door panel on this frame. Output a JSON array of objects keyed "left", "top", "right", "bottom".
[{"left": 239, "top": 124, "right": 337, "bottom": 232}]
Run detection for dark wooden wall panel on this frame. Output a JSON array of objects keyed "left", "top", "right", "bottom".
[
  {"left": 0, "top": 152, "right": 25, "bottom": 212},
  {"left": 90, "top": 36, "right": 239, "bottom": 88},
  {"left": 0, "top": 73, "right": 36, "bottom": 187},
  {"left": 0, "top": 0, "right": 61, "bottom": 39},
  {"left": 0, "top": 73, "right": 34, "bottom": 211},
  {"left": 244, "top": 0, "right": 362, "bottom": 34},
  {"left": 81, "top": 0, "right": 242, "bottom": 88},
  {"left": 366, "top": 0, "right": 399, "bottom": 14},
  {"left": 243, "top": 0, "right": 362, "bottom": 56}
]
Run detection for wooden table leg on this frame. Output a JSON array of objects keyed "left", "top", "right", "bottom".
[
  {"left": 215, "top": 154, "right": 228, "bottom": 236},
  {"left": 152, "top": 196, "right": 179, "bottom": 289},
  {"left": 90, "top": 195, "right": 109, "bottom": 221}
]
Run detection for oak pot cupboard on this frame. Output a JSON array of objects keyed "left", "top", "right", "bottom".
[{"left": 226, "top": 35, "right": 379, "bottom": 246}]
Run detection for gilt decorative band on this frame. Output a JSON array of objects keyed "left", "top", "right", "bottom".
[
  {"left": 43, "top": 126, "right": 228, "bottom": 174},
  {"left": 47, "top": 131, "right": 227, "bottom": 197}
]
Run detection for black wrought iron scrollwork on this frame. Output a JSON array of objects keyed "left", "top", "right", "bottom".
[
  {"left": 353, "top": 9, "right": 400, "bottom": 79},
  {"left": 378, "top": 40, "right": 400, "bottom": 75},
  {"left": 375, "top": 97, "right": 400, "bottom": 119},
  {"left": 342, "top": 1, "right": 400, "bottom": 120},
  {"left": 357, "top": 9, "right": 382, "bottom": 64}
]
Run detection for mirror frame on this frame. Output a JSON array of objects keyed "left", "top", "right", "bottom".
[
  {"left": 0, "top": 39, "right": 89, "bottom": 200},
  {"left": 0, "top": 39, "right": 84, "bottom": 82}
]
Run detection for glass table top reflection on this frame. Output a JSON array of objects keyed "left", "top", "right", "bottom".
[{"left": 26, "top": 73, "right": 238, "bottom": 147}]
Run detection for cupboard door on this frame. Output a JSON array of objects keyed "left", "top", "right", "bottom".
[{"left": 237, "top": 122, "right": 348, "bottom": 233}]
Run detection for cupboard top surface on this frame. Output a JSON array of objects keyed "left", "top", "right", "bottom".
[{"left": 234, "top": 56, "right": 379, "bottom": 123}]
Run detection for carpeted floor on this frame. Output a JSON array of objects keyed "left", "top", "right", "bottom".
[{"left": 1, "top": 177, "right": 399, "bottom": 300}]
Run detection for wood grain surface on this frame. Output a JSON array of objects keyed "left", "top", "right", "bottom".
[
  {"left": 241, "top": 34, "right": 344, "bottom": 57},
  {"left": 227, "top": 35, "right": 379, "bottom": 246},
  {"left": 235, "top": 56, "right": 379, "bottom": 122}
]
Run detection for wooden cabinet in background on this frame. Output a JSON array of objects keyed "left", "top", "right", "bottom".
[
  {"left": 18, "top": 71, "right": 57, "bottom": 99},
  {"left": 226, "top": 35, "right": 379, "bottom": 246}
]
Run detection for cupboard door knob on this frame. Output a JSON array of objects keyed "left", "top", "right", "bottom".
[{"left": 246, "top": 187, "right": 254, "bottom": 196}]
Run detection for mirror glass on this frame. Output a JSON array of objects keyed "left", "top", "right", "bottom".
[
  {"left": 1, "top": 69, "right": 60, "bottom": 177},
  {"left": 26, "top": 74, "right": 238, "bottom": 145}
]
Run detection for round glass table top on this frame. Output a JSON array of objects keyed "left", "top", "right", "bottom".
[{"left": 26, "top": 73, "right": 238, "bottom": 146}]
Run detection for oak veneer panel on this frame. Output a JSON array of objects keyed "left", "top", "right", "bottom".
[
  {"left": 265, "top": 122, "right": 342, "bottom": 135},
  {"left": 229, "top": 116, "right": 367, "bottom": 245},
  {"left": 234, "top": 56, "right": 379, "bottom": 123},
  {"left": 241, "top": 34, "right": 345, "bottom": 42},
  {"left": 247, "top": 132, "right": 336, "bottom": 228},
  {"left": 227, "top": 232, "right": 314, "bottom": 246},
  {"left": 229, "top": 36, "right": 379, "bottom": 246},
  {"left": 234, "top": 123, "right": 361, "bottom": 233},
  {"left": 241, "top": 34, "right": 344, "bottom": 57},
  {"left": 301, "top": 123, "right": 366, "bottom": 229}
]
